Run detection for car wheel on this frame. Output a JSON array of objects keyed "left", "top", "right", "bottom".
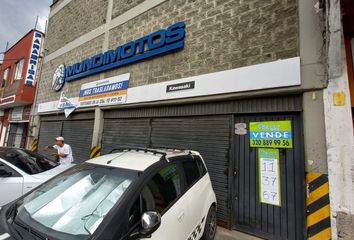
[{"left": 201, "top": 206, "right": 217, "bottom": 240}]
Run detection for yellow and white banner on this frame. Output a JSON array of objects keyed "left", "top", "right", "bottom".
[{"left": 78, "top": 73, "right": 129, "bottom": 108}]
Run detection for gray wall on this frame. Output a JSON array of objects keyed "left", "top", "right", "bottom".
[
  {"left": 37, "top": 0, "right": 328, "bottom": 175},
  {"left": 299, "top": 0, "right": 328, "bottom": 173},
  {"left": 38, "top": 0, "right": 300, "bottom": 105}
]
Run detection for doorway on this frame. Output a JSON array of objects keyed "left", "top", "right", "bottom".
[
  {"left": 6, "top": 122, "right": 28, "bottom": 148},
  {"left": 232, "top": 114, "right": 306, "bottom": 240}
]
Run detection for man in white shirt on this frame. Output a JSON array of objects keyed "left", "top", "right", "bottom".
[{"left": 44, "top": 136, "right": 74, "bottom": 165}]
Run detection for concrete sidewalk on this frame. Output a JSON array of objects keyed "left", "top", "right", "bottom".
[{"left": 216, "top": 227, "right": 262, "bottom": 240}]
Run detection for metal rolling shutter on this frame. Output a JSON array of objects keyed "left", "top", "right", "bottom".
[
  {"left": 62, "top": 120, "right": 94, "bottom": 163},
  {"left": 38, "top": 121, "right": 63, "bottom": 160},
  {"left": 233, "top": 114, "right": 305, "bottom": 239},
  {"left": 150, "top": 116, "right": 231, "bottom": 227},
  {"left": 101, "top": 118, "right": 150, "bottom": 154}
]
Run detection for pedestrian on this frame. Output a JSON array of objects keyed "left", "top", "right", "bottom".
[{"left": 44, "top": 136, "right": 74, "bottom": 165}]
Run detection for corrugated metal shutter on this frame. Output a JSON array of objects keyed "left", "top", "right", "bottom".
[
  {"left": 38, "top": 121, "right": 63, "bottom": 160},
  {"left": 38, "top": 113, "right": 94, "bottom": 163},
  {"left": 62, "top": 120, "right": 94, "bottom": 163},
  {"left": 150, "top": 116, "right": 231, "bottom": 227},
  {"left": 233, "top": 114, "right": 305, "bottom": 239},
  {"left": 100, "top": 96, "right": 303, "bottom": 229},
  {"left": 101, "top": 118, "right": 150, "bottom": 153},
  {"left": 103, "top": 95, "right": 302, "bottom": 119}
]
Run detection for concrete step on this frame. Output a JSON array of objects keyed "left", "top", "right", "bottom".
[{"left": 215, "top": 227, "right": 263, "bottom": 240}]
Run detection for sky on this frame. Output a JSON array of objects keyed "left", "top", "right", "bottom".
[{"left": 0, "top": 0, "right": 52, "bottom": 61}]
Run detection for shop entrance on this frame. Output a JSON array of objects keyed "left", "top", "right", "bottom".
[
  {"left": 37, "top": 113, "right": 94, "bottom": 163},
  {"left": 6, "top": 122, "right": 28, "bottom": 148},
  {"left": 101, "top": 95, "right": 303, "bottom": 229},
  {"left": 102, "top": 115, "right": 232, "bottom": 227},
  {"left": 232, "top": 114, "right": 306, "bottom": 240}
]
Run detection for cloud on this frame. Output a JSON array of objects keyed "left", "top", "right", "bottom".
[{"left": 0, "top": 0, "right": 52, "bottom": 60}]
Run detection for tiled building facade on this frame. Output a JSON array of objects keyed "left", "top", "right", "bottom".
[{"left": 32, "top": 0, "right": 352, "bottom": 239}]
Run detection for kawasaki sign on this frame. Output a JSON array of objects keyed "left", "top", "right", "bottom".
[{"left": 52, "top": 22, "right": 186, "bottom": 92}]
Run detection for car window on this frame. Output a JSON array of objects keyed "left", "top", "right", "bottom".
[
  {"left": 195, "top": 156, "right": 207, "bottom": 176},
  {"left": 128, "top": 197, "right": 141, "bottom": 228},
  {"left": 0, "top": 161, "right": 21, "bottom": 177},
  {"left": 0, "top": 148, "right": 58, "bottom": 175},
  {"left": 14, "top": 164, "right": 139, "bottom": 239},
  {"left": 182, "top": 160, "right": 201, "bottom": 187},
  {"left": 142, "top": 163, "right": 181, "bottom": 214}
]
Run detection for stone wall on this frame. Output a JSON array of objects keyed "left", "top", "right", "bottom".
[
  {"left": 38, "top": 35, "right": 104, "bottom": 104},
  {"left": 38, "top": 0, "right": 299, "bottom": 104},
  {"left": 105, "top": 0, "right": 299, "bottom": 87},
  {"left": 112, "top": 0, "right": 146, "bottom": 19},
  {"left": 44, "top": 0, "right": 108, "bottom": 55}
]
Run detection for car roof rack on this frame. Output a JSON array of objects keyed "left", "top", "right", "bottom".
[
  {"left": 107, "top": 148, "right": 168, "bottom": 164},
  {"left": 147, "top": 147, "right": 194, "bottom": 155}
]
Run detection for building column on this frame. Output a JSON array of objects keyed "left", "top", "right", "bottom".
[
  {"left": 325, "top": 0, "right": 354, "bottom": 238},
  {"left": 90, "top": 107, "right": 104, "bottom": 158},
  {"left": 100, "top": 0, "right": 113, "bottom": 80},
  {"left": 89, "top": 0, "right": 112, "bottom": 158},
  {"left": 27, "top": 115, "right": 40, "bottom": 151}
]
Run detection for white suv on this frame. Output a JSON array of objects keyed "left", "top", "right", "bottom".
[{"left": 0, "top": 148, "right": 217, "bottom": 240}]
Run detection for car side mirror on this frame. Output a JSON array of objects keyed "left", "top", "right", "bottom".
[
  {"left": 140, "top": 211, "right": 161, "bottom": 237},
  {"left": 0, "top": 169, "right": 12, "bottom": 177}
]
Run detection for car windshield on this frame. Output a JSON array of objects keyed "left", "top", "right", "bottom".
[
  {"left": 13, "top": 163, "right": 138, "bottom": 239},
  {"left": 0, "top": 148, "right": 58, "bottom": 174}
]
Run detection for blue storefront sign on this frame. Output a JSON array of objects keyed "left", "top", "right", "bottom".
[
  {"left": 52, "top": 22, "right": 186, "bottom": 92},
  {"left": 25, "top": 31, "right": 43, "bottom": 86}
]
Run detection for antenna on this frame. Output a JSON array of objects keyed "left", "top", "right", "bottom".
[
  {"left": 44, "top": 19, "right": 48, "bottom": 33},
  {"left": 5, "top": 42, "right": 9, "bottom": 52},
  {"left": 34, "top": 16, "right": 39, "bottom": 29}
]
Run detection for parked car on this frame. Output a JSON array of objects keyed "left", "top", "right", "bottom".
[
  {"left": 0, "top": 147, "right": 74, "bottom": 207},
  {"left": 0, "top": 148, "right": 217, "bottom": 240}
]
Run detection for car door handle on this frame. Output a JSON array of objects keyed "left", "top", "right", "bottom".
[{"left": 177, "top": 212, "right": 185, "bottom": 222}]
